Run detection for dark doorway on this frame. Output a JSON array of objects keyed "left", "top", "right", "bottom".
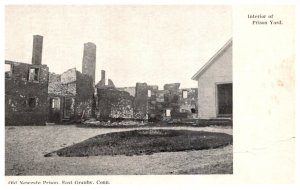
[
  {"left": 217, "top": 83, "right": 232, "bottom": 117},
  {"left": 49, "top": 97, "right": 61, "bottom": 123},
  {"left": 64, "top": 97, "right": 75, "bottom": 118}
]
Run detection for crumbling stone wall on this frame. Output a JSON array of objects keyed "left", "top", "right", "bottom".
[
  {"left": 147, "top": 84, "right": 198, "bottom": 121},
  {"left": 61, "top": 68, "right": 77, "bottom": 84},
  {"left": 97, "top": 88, "right": 134, "bottom": 120},
  {"left": 5, "top": 60, "right": 49, "bottom": 125},
  {"left": 133, "top": 83, "right": 148, "bottom": 120},
  {"left": 116, "top": 87, "right": 136, "bottom": 97},
  {"left": 154, "top": 90, "right": 167, "bottom": 120},
  {"left": 107, "top": 79, "right": 115, "bottom": 88},
  {"left": 48, "top": 69, "right": 78, "bottom": 122},
  {"left": 48, "top": 71, "right": 76, "bottom": 97},
  {"left": 110, "top": 96, "right": 134, "bottom": 119},
  {"left": 163, "top": 83, "right": 181, "bottom": 119},
  {"left": 147, "top": 85, "right": 160, "bottom": 121},
  {"left": 48, "top": 68, "right": 94, "bottom": 122},
  {"left": 95, "top": 81, "right": 198, "bottom": 122},
  {"left": 179, "top": 88, "right": 198, "bottom": 119},
  {"left": 75, "top": 71, "right": 95, "bottom": 120}
]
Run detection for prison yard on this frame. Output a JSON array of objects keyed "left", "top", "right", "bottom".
[
  {"left": 5, "top": 35, "right": 233, "bottom": 175},
  {"left": 5, "top": 124, "right": 233, "bottom": 175}
]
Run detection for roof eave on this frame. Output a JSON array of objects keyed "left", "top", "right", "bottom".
[{"left": 191, "top": 38, "right": 232, "bottom": 81}]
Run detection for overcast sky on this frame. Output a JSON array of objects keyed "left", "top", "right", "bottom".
[{"left": 5, "top": 5, "right": 231, "bottom": 89}]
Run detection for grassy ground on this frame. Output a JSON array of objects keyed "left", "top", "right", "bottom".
[
  {"left": 47, "top": 129, "right": 232, "bottom": 157},
  {"left": 6, "top": 125, "right": 233, "bottom": 175}
]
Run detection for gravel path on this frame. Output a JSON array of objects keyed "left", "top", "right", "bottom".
[{"left": 5, "top": 125, "right": 232, "bottom": 175}]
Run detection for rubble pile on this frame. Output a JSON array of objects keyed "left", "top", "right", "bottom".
[{"left": 82, "top": 118, "right": 146, "bottom": 127}]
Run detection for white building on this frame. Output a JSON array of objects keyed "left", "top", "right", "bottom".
[{"left": 192, "top": 39, "right": 232, "bottom": 119}]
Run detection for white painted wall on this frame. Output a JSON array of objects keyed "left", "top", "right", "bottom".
[{"left": 197, "top": 44, "right": 232, "bottom": 118}]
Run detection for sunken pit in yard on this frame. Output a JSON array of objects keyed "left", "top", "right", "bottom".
[{"left": 45, "top": 129, "right": 232, "bottom": 157}]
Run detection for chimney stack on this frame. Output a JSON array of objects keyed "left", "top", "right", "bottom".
[
  {"left": 82, "top": 42, "right": 96, "bottom": 85},
  {"left": 32, "top": 35, "right": 43, "bottom": 65},
  {"left": 101, "top": 70, "right": 105, "bottom": 85}
]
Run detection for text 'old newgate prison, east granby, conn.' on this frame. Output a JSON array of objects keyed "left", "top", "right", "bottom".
[{"left": 5, "top": 35, "right": 232, "bottom": 126}]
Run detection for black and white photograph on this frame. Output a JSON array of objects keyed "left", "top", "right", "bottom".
[
  {"left": 4, "top": 5, "right": 233, "bottom": 176},
  {"left": 2, "top": 2, "right": 297, "bottom": 186}
]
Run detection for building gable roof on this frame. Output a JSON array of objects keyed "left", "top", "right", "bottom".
[{"left": 191, "top": 38, "right": 232, "bottom": 80}]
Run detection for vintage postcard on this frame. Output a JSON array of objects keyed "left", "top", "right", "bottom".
[{"left": 2, "top": 1, "right": 297, "bottom": 186}]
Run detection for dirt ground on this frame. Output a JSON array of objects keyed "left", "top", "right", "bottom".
[{"left": 5, "top": 125, "right": 232, "bottom": 175}]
